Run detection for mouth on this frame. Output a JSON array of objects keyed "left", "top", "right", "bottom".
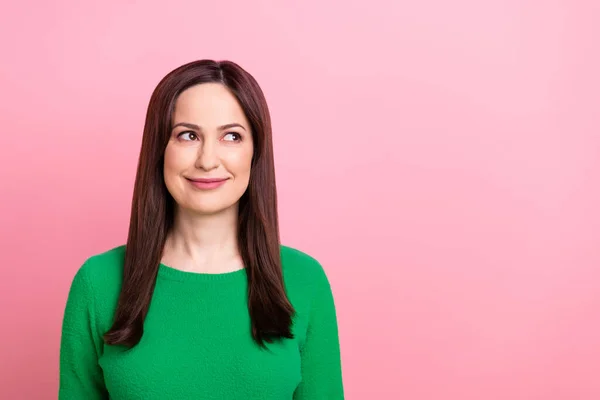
[
  {"left": 186, "top": 177, "right": 229, "bottom": 183},
  {"left": 185, "top": 177, "right": 229, "bottom": 190}
]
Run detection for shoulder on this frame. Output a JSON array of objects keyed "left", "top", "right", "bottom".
[
  {"left": 279, "top": 245, "right": 339, "bottom": 341},
  {"left": 279, "top": 245, "right": 331, "bottom": 290},
  {"left": 77, "top": 244, "right": 126, "bottom": 286},
  {"left": 68, "top": 245, "right": 125, "bottom": 320}
]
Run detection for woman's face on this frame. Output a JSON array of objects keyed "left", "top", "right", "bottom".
[{"left": 163, "top": 83, "right": 254, "bottom": 216}]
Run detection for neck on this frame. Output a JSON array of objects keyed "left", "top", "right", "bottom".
[{"left": 162, "top": 205, "right": 242, "bottom": 273}]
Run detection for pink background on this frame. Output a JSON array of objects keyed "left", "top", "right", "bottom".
[{"left": 1, "top": 1, "right": 599, "bottom": 399}]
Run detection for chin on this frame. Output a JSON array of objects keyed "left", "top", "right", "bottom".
[{"left": 184, "top": 201, "right": 238, "bottom": 216}]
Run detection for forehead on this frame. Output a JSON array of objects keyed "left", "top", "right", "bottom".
[{"left": 173, "top": 83, "right": 249, "bottom": 126}]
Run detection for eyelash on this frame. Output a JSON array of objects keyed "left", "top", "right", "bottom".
[
  {"left": 177, "top": 131, "right": 242, "bottom": 142},
  {"left": 224, "top": 132, "right": 242, "bottom": 142}
]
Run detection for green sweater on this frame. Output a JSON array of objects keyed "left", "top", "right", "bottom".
[{"left": 59, "top": 245, "right": 344, "bottom": 399}]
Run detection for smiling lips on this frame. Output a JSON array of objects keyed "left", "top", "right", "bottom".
[{"left": 186, "top": 177, "right": 229, "bottom": 190}]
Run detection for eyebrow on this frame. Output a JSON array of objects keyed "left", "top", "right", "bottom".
[{"left": 171, "top": 122, "right": 246, "bottom": 131}]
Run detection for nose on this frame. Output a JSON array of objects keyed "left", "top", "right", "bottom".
[{"left": 195, "top": 138, "right": 219, "bottom": 171}]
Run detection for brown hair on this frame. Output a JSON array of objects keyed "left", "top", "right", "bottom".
[{"left": 103, "top": 60, "right": 294, "bottom": 348}]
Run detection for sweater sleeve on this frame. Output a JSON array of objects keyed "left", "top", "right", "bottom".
[
  {"left": 294, "top": 267, "right": 345, "bottom": 399},
  {"left": 59, "top": 262, "right": 109, "bottom": 399}
]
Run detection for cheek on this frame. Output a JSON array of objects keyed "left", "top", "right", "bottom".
[
  {"left": 164, "top": 145, "right": 193, "bottom": 173},
  {"left": 163, "top": 146, "right": 194, "bottom": 196},
  {"left": 163, "top": 144, "right": 177, "bottom": 170},
  {"left": 228, "top": 148, "right": 253, "bottom": 175}
]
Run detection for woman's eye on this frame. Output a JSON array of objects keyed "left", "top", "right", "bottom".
[
  {"left": 178, "top": 131, "right": 197, "bottom": 141},
  {"left": 223, "top": 132, "right": 241, "bottom": 142}
]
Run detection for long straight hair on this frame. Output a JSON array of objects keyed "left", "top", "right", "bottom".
[{"left": 103, "top": 60, "right": 295, "bottom": 348}]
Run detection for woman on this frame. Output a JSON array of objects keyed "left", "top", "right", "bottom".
[{"left": 59, "top": 60, "right": 344, "bottom": 399}]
